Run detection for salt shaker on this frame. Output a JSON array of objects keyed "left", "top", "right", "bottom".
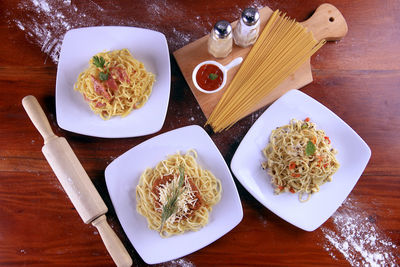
[
  {"left": 233, "top": 7, "right": 260, "bottom": 47},
  {"left": 208, "top": 20, "right": 233, "bottom": 58}
]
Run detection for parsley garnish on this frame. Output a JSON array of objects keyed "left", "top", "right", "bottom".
[
  {"left": 306, "top": 140, "right": 316, "bottom": 156},
  {"left": 92, "top": 55, "right": 110, "bottom": 81},
  {"left": 209, "top": 73, "right": 218, "bottom": 80},
  {"left": 92, "top": 56, "right": 106, "bottom": 68},
  {"left": 99, "top": 72, "right": 109, "bottom": 81},
  {"left": 159, "top": 165, "right": 185, "bottom": 233}
]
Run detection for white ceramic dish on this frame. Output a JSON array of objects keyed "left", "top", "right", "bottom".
[
  {"left": 105, "top": 125, "right": 243, "bottom": 264},
  {"left": 192, "top": 57, "right": 243, "bottom": 94},
  {"left": 56, "top": 26, "right": 170, "bottom": 138},
  {"left": 231, "top": 90, "right": 371, "bottom": 231}
]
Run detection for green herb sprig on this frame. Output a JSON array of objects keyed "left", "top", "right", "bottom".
[
  {"left": 92, "top": 55, "right": 110, "bottom": 81},
  {"left": 306, "top": 140, "right": 316, "bottom": 156},
  {"left": 209, "top": 73, "right": 218, "bottom": 80},
  {"left": 159, "top": 165, "right": 185, "bottom": 232}
]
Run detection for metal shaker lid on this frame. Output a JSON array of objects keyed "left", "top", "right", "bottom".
[
  {"left": 213, "top": 20, "right": 232, "bottom": 38},
  {"left": 241, "top": 7, "right": 260, "bottom": 26}
]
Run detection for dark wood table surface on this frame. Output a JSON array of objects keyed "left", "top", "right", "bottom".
[{"left": 1, "top": 0, "right": 399, "bottom": 266}]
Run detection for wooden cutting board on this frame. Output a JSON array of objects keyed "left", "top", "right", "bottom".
[{"left": 173, "top": 3, "right": 348, "bottom": 119}]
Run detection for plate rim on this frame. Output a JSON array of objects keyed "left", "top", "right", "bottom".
[
  {"left": 231, "top": 89, "right": 371, "bottom": 231},
  {"left": 105, "top": 125, "right": 243, "bottom": 264},
  {"left": 55, "top": 26, "right": 171, "bottom": 138}
]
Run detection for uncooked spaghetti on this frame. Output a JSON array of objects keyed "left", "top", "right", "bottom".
[
  {"left": 206, "top": 10, "right": 326, "bottom": 132},
  {"left": 74, "top": 48, "right": 155, "bottom": 120},
  {"left": 136, "top": 150, "right": 222, "bottom": 237},
  {"left": 262, "top": 118, "right": 339, "bottom": 202}
]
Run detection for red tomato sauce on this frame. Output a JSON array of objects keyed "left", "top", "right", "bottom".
[
  {"left": 151, "top": 174, "right": 203, "bottom": 217},
  {"left": 196, "top": 64, "right": 224, "bottom": 91}
]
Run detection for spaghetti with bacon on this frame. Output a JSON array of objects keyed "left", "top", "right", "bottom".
[
  {"left": 74, "top": 48, "right": 155, "bottom": 120},
  {"left": 136, "top": 150, "right": 222, "bottom": 237},
  {"left": 262, "top": 118, "right": 339, "bottom": 202}
]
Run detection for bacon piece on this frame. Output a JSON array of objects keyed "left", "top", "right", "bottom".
[
  {"left": 95, "top": 101, "right": 106, "bottom": 108},
  {"left": 91, "top": 75, "right": 111, "bottom": 100},
  {"left": 83, "top": 94, "right": 105, "bottom": 108},
  {"left": 105, "top": 76, "right": 118, "bottom": 92},
  {"left": 83, "top": 94, "right": 90, "bottom": 102},
  {"left": 112, "top": 67, "right": 131, "bottom": 84}
]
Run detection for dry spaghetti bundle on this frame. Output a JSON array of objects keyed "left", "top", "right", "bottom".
[{"left": 206, "top": 10, "right": 326, "bottom": 132}]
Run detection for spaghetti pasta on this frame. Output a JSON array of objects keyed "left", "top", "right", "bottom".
[
  {"left": 74, "top": 49, "right": 155, "bottom": 120},
  {"left": 136, "top": 150, "right": 222, "bottom": 237},
  {"left": 206, "top": 10, "right": 326, "bottom": 132},
  {"left": 262, "top": 118, "right": 339, "bottom": 202}
]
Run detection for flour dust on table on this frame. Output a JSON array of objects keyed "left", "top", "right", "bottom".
[
  {"left": 320, "top": 197, "right": 399, "bottom": 266},
  {"left": 6, "top": 0, "right": 266, "bottom": 64}
]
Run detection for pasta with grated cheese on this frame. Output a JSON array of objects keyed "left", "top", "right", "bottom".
[{"left": 136, "top": 150, "right": 222, "bottom": 237}]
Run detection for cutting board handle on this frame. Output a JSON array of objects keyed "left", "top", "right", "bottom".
[
  {"left": 92, "top": 215, "right": 133, "bottom": 267},
  {"left": 22, "top": 95, "right": 57, "bottom": 144},
  {"left": 301, "top": 3, "right": 348, "bottom": 41}
]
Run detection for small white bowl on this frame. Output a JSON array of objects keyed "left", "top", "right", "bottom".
[{"left": 192, "top": 57, "right": 243, "bottom": 94}]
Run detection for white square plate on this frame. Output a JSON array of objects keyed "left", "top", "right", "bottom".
[
  {"left": 231, "top": 90, "right": 371, "bottom": 231},
  {"left": 56, "top": 26, "right": 170, "bottom": 138},
  {"left": 105, "top": 125, "right": 243, "bottom": 264}
]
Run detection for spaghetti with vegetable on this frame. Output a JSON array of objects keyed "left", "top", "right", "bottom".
[{"left": 262, "top": 118, "right": 339, "bottom": 202}]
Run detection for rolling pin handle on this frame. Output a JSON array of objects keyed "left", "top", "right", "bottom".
[
  {"left": 92, "top": 215, "right": 133, "bottom": 267},
  {"left": 22, "top": 95, "right": 58, "bottom": 144}
]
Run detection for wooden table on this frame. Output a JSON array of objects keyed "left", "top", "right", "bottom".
[{"left": 1, "top": 0, "right": 399, "bottom": 266}]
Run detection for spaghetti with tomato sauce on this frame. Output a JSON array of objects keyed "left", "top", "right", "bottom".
[
  {"left": 136, "top": 150, "right": 222, "bottom": 237},
  {"left": 151, "top": 174, "right": 203, "bottom": 216}
]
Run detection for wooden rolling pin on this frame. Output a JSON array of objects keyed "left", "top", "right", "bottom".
[{"left": 22, "top": 95, "right": 132, "bottom": 267}]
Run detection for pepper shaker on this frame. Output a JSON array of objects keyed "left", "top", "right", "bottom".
[
  {"left": 233, "top": 8, "right": 260, "bottom": 47},
  {"left": 208, "top": 20, "right": 233, "bottom": 58}
]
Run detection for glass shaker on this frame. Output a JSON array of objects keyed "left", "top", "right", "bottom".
[
  {"left": 208, "top": 20, "right": 233, "bottom": 58},
  {"left": 233, "top": 7, "right": 260, "bottom": 47}
]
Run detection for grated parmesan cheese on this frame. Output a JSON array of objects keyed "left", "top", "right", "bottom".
[{"left": 155, "top": 175, "right": 199, "bottom": 224}]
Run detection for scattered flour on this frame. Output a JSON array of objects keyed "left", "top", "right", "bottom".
[
  {"left": 320, "top": 197, "right": 399, "bottom": 266},
  {"left": 165, "top": 258, "right": 195, "bottom": 267},
  {"left": 250, "top": 111, "right": 261, "bottom": 123},
  {"left": 6, "top": 0, "right": 266, "bottom": 64},
  {"left": 106, "top": 156, "right": 117, "bottom": 165},
  {"left": 8, "top": 2, "right": 399, "bottom": 266}
]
